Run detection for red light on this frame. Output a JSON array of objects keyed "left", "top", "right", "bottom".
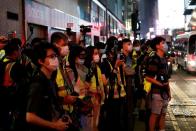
[{"left": 192, "top": 26, "right": 196, "bottom": 30}]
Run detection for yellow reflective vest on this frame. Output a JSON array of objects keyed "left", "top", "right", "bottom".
[
  {"left": 0, "top": 49, "right": 5, "bottom": 60},
  {"left": 107, "top": 61, "right": 126, "bottom": 99},
  {"left": 56, "top": 67, "right": 73, "bottom": 113},
  {"left": 89, "top": 65, "right": 105, "bottom": 104}
]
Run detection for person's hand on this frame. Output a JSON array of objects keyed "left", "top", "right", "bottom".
[
  {"left": 64, "top": 95, "right": 77, "bottom": 104},
  {"left": 115, "top": 59, "right": 124, "bottom": 68},
  {"left": 163, "top": 82, "right": 169, "bottom": 87},
  {"left": 84, "top": 82, "right": 90, "bottom": 90},
  {"left": 53, "top": 119, "right": 69, "bottom": 131}
]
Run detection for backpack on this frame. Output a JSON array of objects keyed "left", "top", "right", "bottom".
[{"left": 11, "top": 61, "right": 38, "bottom": 131}]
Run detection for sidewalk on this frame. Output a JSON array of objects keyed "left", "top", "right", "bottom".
[
  {"left": 134, "top": 115, "right": 146, "bottom": 131},
  {"left": 133, "top": 106, "right": 178, "bottom": 131}
]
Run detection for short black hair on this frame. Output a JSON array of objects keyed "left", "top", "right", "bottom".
[
  {"left": 133, "top": 40, "right": 140, "bottom": 47},
  {"left": 51, "top": 32, "right": 68, "bottom": 45},
  {"left": 31, "top": 37, "right": 45, "bottom": 47},
  {"left": 84, "top": 46, "right": 97, "bottom": 68},
  {"left": 10, "top": 38, "right": 22, "bottom": 47},
  {"left": 33, "top": 41, "right": 58, "bottom": 67},
  {"left": 68, "top": 44, "right": 86, "bottom": 81},
  {"left": 95, "top": 42, "right": 106, "bottom": 49},
  {"left": 105, "top": 36, "right": 118, "bottom": 51},
  {"left": 122, "top": 38, "right": 131, "bottom": 44},
  {"left": 4, "top": 39, "right": 21, "bottom": 55},
  {"left": 151, "top": 36, "right": 165, "bottom": 50}
]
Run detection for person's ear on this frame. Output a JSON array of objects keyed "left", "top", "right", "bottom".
[{"left": 38, "top": 59, "right": 44, "bottom": 66}]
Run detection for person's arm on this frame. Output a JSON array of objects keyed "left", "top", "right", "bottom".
[
  {"left": 145, "top": 56, "right": 166, "bottom": 88},
  {"left": 63, "top": 94, "right": 77, "bottom": 104},
  {"left": 26, "top": 112, "right": 68, "bottom": 131},
  {"left": 145, "top": 76, "right": 163, "bottom": 87},
  {"left": 26, "top": 82, "right": 68, "bottom": 130},
  {"left": 100, "top": 61, "right": 109, "bottom": 86},
  {"left": 101, "top": 74, "right": 108, "bottom": 86}
]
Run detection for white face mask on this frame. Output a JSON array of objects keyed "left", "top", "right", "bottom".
[
  {"left": 163, "top": 43, "right": 168, "bottom": 53},
  {"left": 134, "top": 46, "right": 140, "bottom": 51},
  {"left": 100, "top": 49, "right": 105, "bottom": 54},
  {"left": 93, "top": 55, "right": 100, "bottom": 63},
  {"left": 60, "top": 46, "right": 69, "bottom": 56},
  {"left": 48, "top": 57, "right": 59, "bottom": 71},
  {"left": 77, "top": 58, "right": 85, "bottom": 65}
]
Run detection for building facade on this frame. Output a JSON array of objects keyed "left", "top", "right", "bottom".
[
  {"left": 138, "top": 0, "right": 158, "bottom": 39},
  {"left": 184, "top": 0, "right": 196, "bottom": 30},
  {"left": 0, "top": 0, "right": 24, "bottom": 41},
  {"left": 0, "top": 0, "right": 127, "bottom": 45}
]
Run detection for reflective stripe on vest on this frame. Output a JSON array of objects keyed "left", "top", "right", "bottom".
[
  {"left": 90, "top": 65, "right": 105, "bottom": 104},
  {"left": 116, "top": 67, "right": 126, "bottom": 98},
  {"left": 132, "top": 50, "right": 137, "bottom": 69},
  {"left": 2, "top": 59, "right": 15, "bottom": 87},
  {"left": 0, "top": 50, "right": 5, "bottom": 60}
]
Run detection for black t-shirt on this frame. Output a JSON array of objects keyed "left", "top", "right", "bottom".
[
  {"left": 100, "top": 59, "right": 113, "bottom": 79},
  {"left": 145, "top": 54, "right": 169, "bottom": 90},
  {"left": 26, "top": 71, "right": 61, "bottom": 131}
]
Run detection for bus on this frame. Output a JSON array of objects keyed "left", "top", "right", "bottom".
[{"left": 174, "top": 31, "right": 196, "bottom": 72}]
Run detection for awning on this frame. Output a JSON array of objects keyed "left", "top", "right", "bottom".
[
  {"left": 190, "top": 0, "right": 196, "bottom": 6},
  {"left": 184, "top": 9, "right": 193, "bottom": 15}
]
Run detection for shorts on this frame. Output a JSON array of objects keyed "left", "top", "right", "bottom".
[{"left": 151, "top": 94, "right": 168, "bottom": 115}]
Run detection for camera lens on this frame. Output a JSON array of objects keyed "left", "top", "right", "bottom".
[{"left": 62, "top": 115, "right": 69, "bottom": 122}]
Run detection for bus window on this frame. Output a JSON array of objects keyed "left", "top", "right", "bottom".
[
  {"left": 183, "top": 41, "right": 187, "bottom": 52},
  {"left": 189, "top": 35, "right": 196, "bottom": 54}
]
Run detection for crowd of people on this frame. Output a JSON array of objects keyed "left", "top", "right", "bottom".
[{"left": 0, "top": 33, "right": 171, "bottom": 131}]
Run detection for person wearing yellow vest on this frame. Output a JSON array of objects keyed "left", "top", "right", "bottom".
[
  {"left": 146, "top": 36, "right": 171, "bottom": 131},
  {"left": 132, "top": 40, "right": 147, "bottom": 121},
  {"left": 84, "top": 46, "right": 105, "bottom": 131},
  {"left": 0, "top": 39, "right": 22, "bottom": 130},
  {"left": 121, "top": 38, "right": 136, "bottom": 131},
  {"left": 68, "top": 44, "right": 94, "bottom": 130},
  {"left": 139, "top": 39, "right": 156, "bottom": 131},
  {"left": 100, "top": 42, "right": 127, "bottom": 131},
  {"left": 26, "top": 41, "right": 68, "bottom": 131},
  {"left": 51, "top": 32, "right": 80, "bottom": 130}
]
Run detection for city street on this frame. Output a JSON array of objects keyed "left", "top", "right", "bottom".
[
  {"left": 135, "top": 68, "right": 196, "bottom": 131},
  {"left": 0, "top": 0, "right": 195, "bottom": 130},
  {"left": 166, "top": 69, "right": 196, "bottom": 131}
]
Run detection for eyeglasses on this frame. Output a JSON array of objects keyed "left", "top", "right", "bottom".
[
  {"left": 46, "top": 54, "right": 58, "bottom": 59},
  {"left": 79, "top": 53, "right": 86, "bottom": 59}
]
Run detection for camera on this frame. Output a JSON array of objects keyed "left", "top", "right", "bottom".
[
  {"left": 80, "top": 25, "right": 92, "bottom": 34},
  {"left": 62, "top": 115, "right": 69, "bottom": 122},
  {"left": 118, "top": 53, "right": 125, "bottom": 60},
  {"left": 66, "top": 28, "right": 72, "bottom": 36},
  {"left": 71, "top": 91, "right": 79, "bottom": 96}
]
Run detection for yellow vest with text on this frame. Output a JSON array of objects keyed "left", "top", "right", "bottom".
[
  {"left": 56, "top": 67, "right": 73, "bottom": 113},
  {"left": 107, "top": 61, "right": 126, "bottom": 99},
  {"left": 89, "top": 65, "right": 105, "bottom": 104}
]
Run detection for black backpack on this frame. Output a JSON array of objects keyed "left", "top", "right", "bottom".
[{"left": 10, "top": 60, "right": 38, "bottom": 131}]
